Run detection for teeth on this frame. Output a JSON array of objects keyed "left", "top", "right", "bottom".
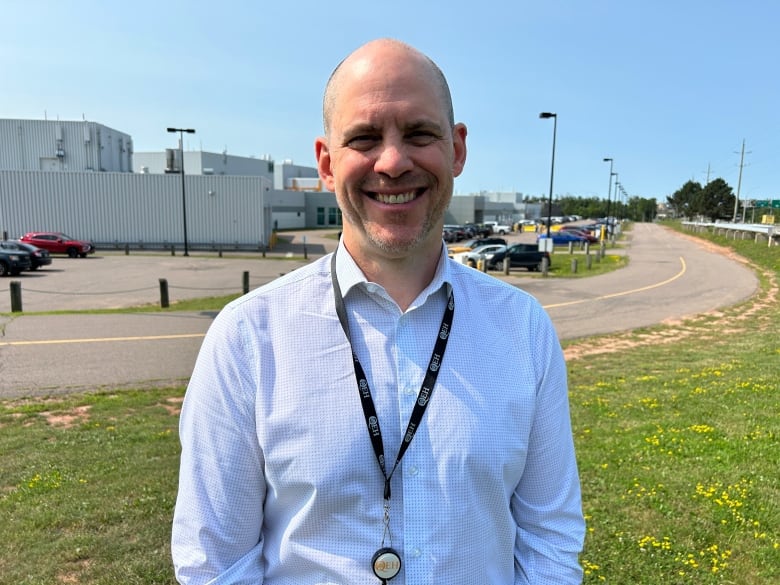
[{"left": 375, "top": 191, "right": 417, "bottom": 204}]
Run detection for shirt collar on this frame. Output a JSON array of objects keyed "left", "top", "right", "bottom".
[{"left": 333, "top": 240, "right": 453, "bottom": 307}]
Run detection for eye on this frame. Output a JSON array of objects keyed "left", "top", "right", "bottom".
[
  {"left": 346, "top": 135, "right": 380, "bottom": 151},
  {"left": 407, "top": 129, "right": 441, "bottom": 146}
]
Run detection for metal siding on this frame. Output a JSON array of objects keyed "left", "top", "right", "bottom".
[
  {"left": 0, "top": 170, "right": 270, "bottom": 247},
  {"left": 0, "top": 119, "right": 132, "bottom": 172}
]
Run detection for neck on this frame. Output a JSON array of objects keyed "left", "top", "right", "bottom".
[{"left": 342, "top": 236, "right": 442, "bottom": 312}]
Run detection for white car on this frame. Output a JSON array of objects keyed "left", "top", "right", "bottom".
[{"left": 452, "top": 244, "right": 507, "bottom": 268}]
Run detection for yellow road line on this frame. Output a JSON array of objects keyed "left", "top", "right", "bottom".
[
  {"left": 0, "top": 333, "right": 206, "bottom": 347},
  {"left": 543, "top": 256, "right": 687, "bottom": 309}
]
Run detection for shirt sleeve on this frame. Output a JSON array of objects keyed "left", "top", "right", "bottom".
[
  {"left": 172, "top": 308, "right": 266, "bottom": 584},
  {"left": 513, "top": 310, "right": 585, "bottom": 584}
]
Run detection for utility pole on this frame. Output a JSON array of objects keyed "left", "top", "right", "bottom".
[{"left": 732, "top": 139, "right": 749, "bottom": 223}]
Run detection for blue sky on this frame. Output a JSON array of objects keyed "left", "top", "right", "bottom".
[{"left": 3, "top": 0, "right": 778, "bottom": 203}]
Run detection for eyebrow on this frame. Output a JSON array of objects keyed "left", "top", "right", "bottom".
[{"left": 342, "top": 119, "right": 447, "bottom": 138}]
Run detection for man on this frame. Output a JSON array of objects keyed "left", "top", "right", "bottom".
[{"left": 172, "top": 38, "right": 584, "bottom": 584}]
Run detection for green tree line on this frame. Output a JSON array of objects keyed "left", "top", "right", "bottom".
[
  {"left": 665, "top": 178, "right": 736, "bottom": 221},
  {"left": 524, "top": 194, "right": 659, "bottom": 222}
]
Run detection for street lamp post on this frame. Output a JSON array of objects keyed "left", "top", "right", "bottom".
[
  {"left": 167, "top": 127, "right": 196, "bottom": 256},
  {"left": 603, "top": 158, "right": 614, "bottom": 241},
  {"left": 539, "top": 112, "right": 557, "bottom": 237},
  {"left": 610, "top": 172, "right": 618, "bottom": 237}
]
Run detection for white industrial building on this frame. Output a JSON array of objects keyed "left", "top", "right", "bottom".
[
  {"left": 0, "top": 118, "right": 345, "bottom": 249},
  {"left": 0, "top": 118, "right": 133, "bottom": 172},
  {"left": 1, "top": 118, "right": 543, "bottom": 249}
]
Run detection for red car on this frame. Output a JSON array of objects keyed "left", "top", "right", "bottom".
[{"left": 20, "top": 232, "right": 95, "bottom": 258}]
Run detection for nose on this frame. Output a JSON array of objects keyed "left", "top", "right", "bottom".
[{"left": 373, "top": 138, "right": 414, "bottom": 178}]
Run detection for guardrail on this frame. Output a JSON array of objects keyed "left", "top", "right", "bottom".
[{"left": 681, "top": 221, "right": 778, "bottom": 247}]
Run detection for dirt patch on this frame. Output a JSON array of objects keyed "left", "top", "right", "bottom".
[
  {"left": 161, "top": 396, "right": 183, "bottom": 416},
  {"left": 39, "top": 405, "right": 92, "bottom": 428}
]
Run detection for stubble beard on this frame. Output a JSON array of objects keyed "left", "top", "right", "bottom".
[{"left": 340, "top": 187, "right": 451, "bottom": 257}]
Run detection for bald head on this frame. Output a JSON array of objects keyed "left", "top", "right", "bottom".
[{"left": 322, "top": 39, "right": 454, "bottom": 137}]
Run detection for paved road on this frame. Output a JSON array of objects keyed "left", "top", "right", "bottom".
[{"left": 0, "top": 224, "right": 758, "bottom": 398}]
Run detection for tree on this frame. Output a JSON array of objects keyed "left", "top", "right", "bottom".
[
  {"left": 627, "top": 197, "right": 658, "bottom": 222},
  {"left": 698, "top": 177, "right": 735, "bottom": 221},
  {"left": 667, "top": 180, "right": 702, "bottom": 218}
]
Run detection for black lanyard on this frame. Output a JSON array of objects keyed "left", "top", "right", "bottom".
[{"left": 330, "top": 251, "right": 454, "bottom": 501}]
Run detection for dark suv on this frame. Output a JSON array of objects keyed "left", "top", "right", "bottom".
[
  {"left": 487, "top": 243, "right": 550, "bottom": 272},
  {"left": 0, "top": 242, "right": 32, "bottom": 276},
  {"left": 20, "top": 232, "right": 95, "bottom": 258}
]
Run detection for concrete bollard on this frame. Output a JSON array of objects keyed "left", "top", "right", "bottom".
[
  {"left": 503, "top": 257, "right": 510, "bottom": 275},
  {"left": 586, "top": 255, "right": 593, "bottom": 270},
  {"left": 542, "top": 256, "right": 549, "bottom": 277},
  {"left": 159, "top": 278, "right": 169, "bottom": 308},
  {"left": 571, "top": 258, "right": 578, "bottom": 274},
  {"left": 125, "top": 243, "right": 130, "bottom": 255},
  {"left": 10, "top": 280, "right": 22, "bottom": 312},
  {"left": 243, "top": 271, "right": 250, "bottom": 294}
]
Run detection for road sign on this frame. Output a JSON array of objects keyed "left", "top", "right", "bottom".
[{"left": 754, "top": 200, "right": 780, "bottom": 209}]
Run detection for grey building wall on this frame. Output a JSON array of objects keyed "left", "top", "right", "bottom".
[
  {"left": 1, "top": 170, "right": 272, "bottom": 248},
  {"left": 446, "top": 195, "right": 485, "bottom": 224},
  {"left": 274, "top": 160, "right": 321, "bottom": 190},
  {"left": 0, "top": 119, "right": 132, "bottom": 172},
  {"left": 133, "top": 150, "right": 275, "bottom": 182},
  {"left": 304, "top": 192, "right": 343, "bottom": 228},
  {"left": 266, "top": 190, "right": 307, "bottom": 230}
]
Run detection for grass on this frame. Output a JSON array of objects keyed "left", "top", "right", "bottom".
[
  {"left": 0, "top": 389, "right": 183, "bottom": 584},
  {"left": 568, "top": 222, "right": 780, "bottom": 583},
  {"left": 0, "top": 222, "right": 777, "bottom": 583}
]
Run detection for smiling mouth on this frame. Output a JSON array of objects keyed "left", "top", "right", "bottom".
[{"left": 368, "top": 189, "right": 423, "bottom": 205}]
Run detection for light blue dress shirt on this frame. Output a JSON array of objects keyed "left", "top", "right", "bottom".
[{"left": 172, "top": 242, "right": 584, "bottom": 584}]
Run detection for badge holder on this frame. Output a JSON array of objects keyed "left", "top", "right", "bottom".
[{"left": 372, "top": 547, "right": 401, "bottom": 582}]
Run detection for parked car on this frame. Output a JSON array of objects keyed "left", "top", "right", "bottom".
[
  {"left": 443, "top": 225, "right": 468, "bottom": 242},
  {"left": 484, "top": 221, "right": 513, "bottom": 235},
  {"left": 557, "top": 228, "right": 598, "bottom": 243},
  {"left": 451, "top": 244, "right": 507, "bottom": 268},
  {"left": 447, "top": 237, "right": 507, "bottom": 255},
  {"left": 6, "top": 240, "right": 52, "bottom": 270},
  {"left": 537, "top": 231, "right": 588, "bottom": 245},
  {"left": 560, "top": 224, "right": 600, "bottom": 236},
  {"left": 20, "top": 232, "right": 95, "bottom": 257},
  {"left": 487, "top": 243, "right": 550, "bottom": 272},
  {"left": 0, "top": 242, "right": 32, "bottom": 276},
  {"left": 463, "top": 223, "right": 493, "bottom": 238}
]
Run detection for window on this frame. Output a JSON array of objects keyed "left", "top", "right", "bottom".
[
  {"left": 328, "top": 207, "right": 342, "bottom": 226},
  {"left": 317, "top": 207, "right": 325, "bottom": 226}
]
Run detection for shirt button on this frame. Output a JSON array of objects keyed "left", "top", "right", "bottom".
[
  {"left": 404, "top": 387, "right": 416, "bottom": 396},
  {"left": 411, "top": 547, "right": 422, "bottom": 558},
  {"left": 408, "top": 465, "right": 419, "bottom": 476}
]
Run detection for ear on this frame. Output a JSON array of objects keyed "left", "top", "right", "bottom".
[
  {"left": 451, "top": 123, "right": 467, "bottom": 178},
  {"left": 314, "top": 136, "right": 337, "bottom": 192}
]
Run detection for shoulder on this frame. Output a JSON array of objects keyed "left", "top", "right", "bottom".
[
  {"left": 213, "top": 255, "right": 334, "bottom": 329},
  {"left": 447, "top": 258, "right": 542, "bottom": 310}
]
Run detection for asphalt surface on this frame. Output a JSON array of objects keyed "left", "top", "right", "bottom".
[{"left": 0, "top": 224, "right": 758, "bottom": 399}]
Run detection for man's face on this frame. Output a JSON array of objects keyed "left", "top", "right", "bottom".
[{"left": 316, "top": 48, "right": 467, "bottom": 259}]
